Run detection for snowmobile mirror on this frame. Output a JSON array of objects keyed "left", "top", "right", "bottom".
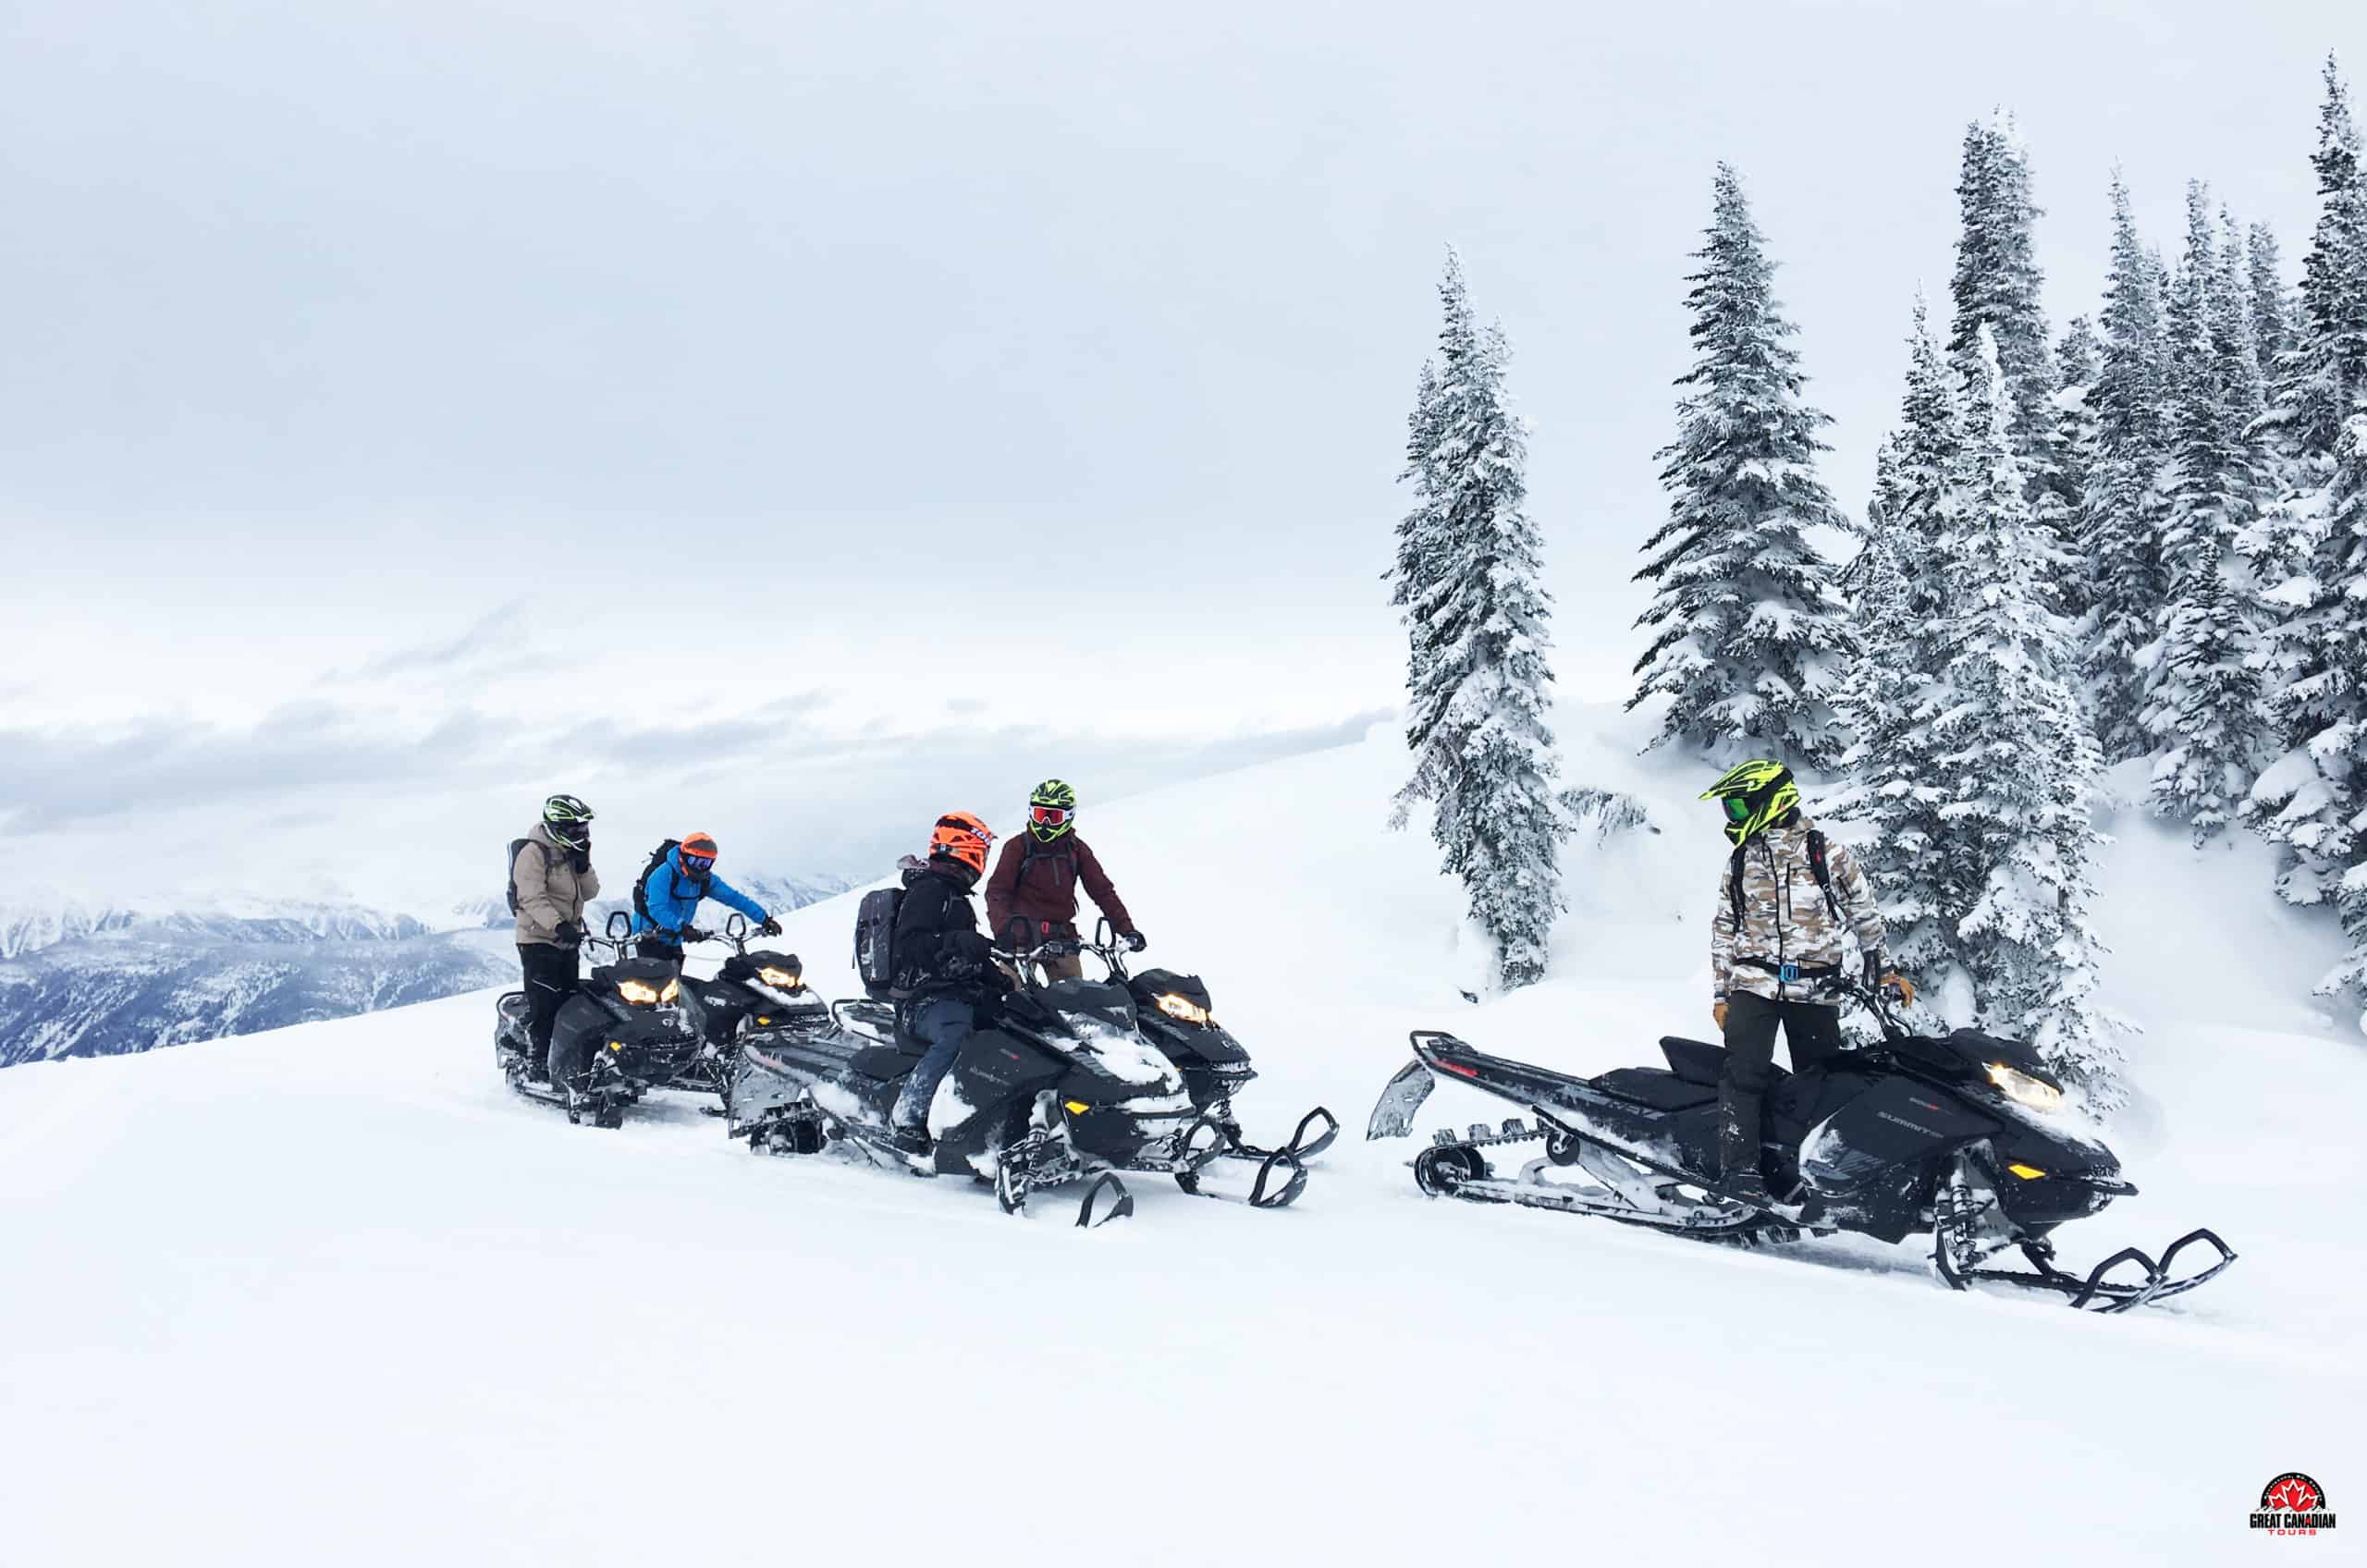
[{"left": 606, "top": 910, "right": 632, "bottom": 941}]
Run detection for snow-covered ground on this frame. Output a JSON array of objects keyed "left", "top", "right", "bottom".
[{"left": 5, "top": 711, "right": 2361, "bottom": 1565}]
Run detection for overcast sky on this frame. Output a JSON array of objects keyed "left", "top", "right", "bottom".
[{"left": 1, "top": 1, "right": 2353, "bottom": 906}]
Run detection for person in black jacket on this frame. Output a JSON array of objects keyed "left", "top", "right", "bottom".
[{"left": 889, "top": 811, "right": 1005, "bottom": 1152}]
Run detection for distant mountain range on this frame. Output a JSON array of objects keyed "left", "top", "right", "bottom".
[{"left": 0, "top": 873, "right": 857, "bottom": 1070}]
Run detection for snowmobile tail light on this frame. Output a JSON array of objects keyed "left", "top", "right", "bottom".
[
  {"left": 1155, "top": 993, "right": 1210, "bottom": 1025},
  {"left": 1986, "top": 1062, "right": 2063, "bottom": 1112},
  {"left": 2006, "top": 1162, "right": 2047, "bottom": 1180},
  {"left": 758, "top": 966, "right": 803, "bottom": 990},
  {"left": 617, "top": 978, "right": 662, "bottom": 1005}
]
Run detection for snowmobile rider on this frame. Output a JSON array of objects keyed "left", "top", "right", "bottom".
[
  {"left": 889, "top": 811, "right": 1011, "bottom": 1154},
  {"left": 512, "top": 793, "right": 600, "bottom": 1083},
  {"left": 631, "top": 830, "right": 779, "bottom": 965},
  {"left": 1702, "top": 760, "right": 1914, "bottom": 1207},
  {"left": 983, "top": 778, "right": 1142, "bottom": 980}
]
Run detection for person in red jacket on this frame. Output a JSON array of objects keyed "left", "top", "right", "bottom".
[{"left": 983, "top": 778, "right": 1141, "bottom": 980}]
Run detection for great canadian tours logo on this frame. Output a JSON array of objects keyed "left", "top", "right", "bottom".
[{"left": 2251, "top": 1473, "right": 2336, "bottom": 1537}]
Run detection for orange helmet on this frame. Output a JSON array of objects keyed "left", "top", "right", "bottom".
[{"left": 929, "top": 811, "right": 994, "bottom": 876}]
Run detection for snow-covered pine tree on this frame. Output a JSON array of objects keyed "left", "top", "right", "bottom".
[
  {"left": 2244, "top": 65, "right": 2367, "bottom": 1007},
  {"left": 2052, "top": 315, "right": 2103, "bottom": 620},
  {"left": 2249, "top": 222, "right": 2294, "bottom": 383},
  {"left": 1835, "top": 299, "right": 1972, "bottom": 989},
  {"left": 1932, "top": 330, "right": 2121, "bottom": 1098},
  {"left": 1949, "top": 114, "right": 2070, "bottom": 543},
  {"left": 2145, "top": 189, "right": 2267, "bottom": 840},
  {"left": 1388, "top": 250, "right": 1565, "bottom": 989},
  {"left": 2082, "top": 175, "right": 2173, "bottom": 762},
  {"left": 1629, "top": 164, "right": 1856, "bottom": 766}
]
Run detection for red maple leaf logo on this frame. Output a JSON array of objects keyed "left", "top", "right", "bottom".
[{"left": 2265, "top": 1476, "right": 2324, "bottom": 1513}]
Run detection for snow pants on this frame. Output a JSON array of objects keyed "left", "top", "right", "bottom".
[
  {"left": 893, "top": 997, "right": 977, "bottom": 1134},
  {"left": 518, "top": 941, "right": 581, "bottom": 1072},
  {"left": 1718, "top": 991, "right": 1845, "bottom": 1180}
]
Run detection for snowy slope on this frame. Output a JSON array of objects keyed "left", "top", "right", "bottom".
[{"left": 4, "top": 711, "right": 2361, "bottom": 1567}]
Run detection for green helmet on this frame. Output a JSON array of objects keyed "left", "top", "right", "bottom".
[
  {"left": 1699, "top": 760, "right": 1798, "bottom": 847},
  {"left": 1027, "top": 778, "right": 1077, "bottom": 843},
  {"left": 542, "top": 792, "right": 595, "bottom": 851}
]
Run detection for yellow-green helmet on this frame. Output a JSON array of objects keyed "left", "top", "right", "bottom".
[
  {"left": 1699, "top": 759, "right": 1799, "bottom": 846},
  {"left": 1028, "top": 778, "right": 1077, "bottom": 843}
]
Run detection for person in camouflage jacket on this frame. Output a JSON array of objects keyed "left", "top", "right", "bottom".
[{"left": 1699, "top": 760, "right": 1915, "bottom": 1207}]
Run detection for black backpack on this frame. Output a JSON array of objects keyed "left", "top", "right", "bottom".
[
  {"left": 853, "top": 886, "right": 906, "bottom": 1000},
  {"left": 504, "top": 838, "right": 549, "bottom": 915},
  {"left": 632, "top": 839, "right": 681, "bottom": 926},
  {"left": 1727, "top": 829, "right": 1841, "bottom": 929}
]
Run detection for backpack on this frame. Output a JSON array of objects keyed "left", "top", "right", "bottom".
[
  {"left": 632, "top": 839, "right": 681, "bottom": 927},
  {"left": 853, "top": 886, "right": 906, "bottom": 1001},
  {"left": 505, "top": 838, "right": 549, "bottom": 916},
  {"left": 1728, "top": 829, "right": 1840, "bottom": 930}
]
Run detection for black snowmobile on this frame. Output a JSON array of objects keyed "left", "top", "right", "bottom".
[
  {"left": 673, "top": 913, "right": 833, "bottom": 1095},
  {"left": 1367, "top": 984, "right": 2236, "bottom": 1313},
  {"left": 1062, "top": 916, "right": 1338, "bottom": 1207},
  {"left": 496, "top": 913, "right": 708, "bottom": 1128},
  {"left": 724, "top": 931, "right": 1237, "bottom": 1225}
]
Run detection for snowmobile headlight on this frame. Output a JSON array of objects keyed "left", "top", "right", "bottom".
[
  {"left": 660, "top": 978, "right": 680, "bottom": 1004},
  {"left": 617, "top": 978, "right": 662, "bottom": 1005},
  {"left": 1155, "top": 993, "right": 1210, "bottom": 1025},
  {"left": 758, "top": 966, "right": 803, "bottom": 991},
  {"left": 1986, "top": 1062, "right": 2063, "bottom": 1112}
]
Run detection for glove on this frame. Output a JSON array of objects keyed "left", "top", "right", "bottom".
[
  {"left": 1122, "top": 930, "right": 1147, "bottom": 953},
  {"left": 570, "top": 849, "right": 591, "bottom": 875},
  {"left": 553, "top": 921, "right": 582, "bottom": 947},
  {"left": 1712, "top": 998, "right": 1729, "bottom": 1033},
  {"left": 757, "top": 917, "right": 782, "bottom": 937},
  {"left": 682, "top": 925, "right": 711, "bottom": 944},
  {"left": 1884, "top": 972, "right": 1917, "bottom": 1007}
]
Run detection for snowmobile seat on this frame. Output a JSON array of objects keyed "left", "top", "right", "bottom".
[
  {"left": 1660, "top": 1035, "right": 1793, "bottom": 1090},
  {"left": 847, "top": 1043, "right": 926, "bottom": 1082},
  {"left": 1594, "top": 1066, "right": 1717, "bottom": 1112},
  {"left": 1659, "top": 1036, "right": 1725, "bottom": 1085}
]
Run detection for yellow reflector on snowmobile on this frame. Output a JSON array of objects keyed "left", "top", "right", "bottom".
[
  {"left": 756, "top": 1017, "right": 771, "bottom": 1025},
  {"left": 607, "top": 1040, "right": 622, "bottom": 1052},
  {"left": 1064, "top": 1100, "right": 1090, "bottom": 1116},
  {"left": 2007, "top": 1163, "right": 2047, "bottom": 1180}
]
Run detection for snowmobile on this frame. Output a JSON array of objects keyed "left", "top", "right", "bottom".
[
  {"left": 1061, "top": 916, "right": 1337, "bottom": 1207},
  {"left": 723, "top": 931, "right": 1239, "bottom": 1225},
  {"left": 1367, "top": 983, "right": 2237, "bottom": 1313},
  {"left": 495, "top": 913, "right": 708, "bottom": 1129},
  {"left": 671, "top": 913, "right": 834, "bottom": 1095}
]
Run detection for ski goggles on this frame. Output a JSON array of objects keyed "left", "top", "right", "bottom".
[
  {"left": 681, "top": 852, "right": 715, "bottom": 877},
  {"left": 1722, "top": 797, "right": 1752, "bottom": 823},
  {"left": 1029, "top": 804, "right": 1073, "bottom": 827}
]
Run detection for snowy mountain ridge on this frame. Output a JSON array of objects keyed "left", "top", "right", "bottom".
[{"left": 0, "top": 870, "right": 856, "bottom": 1068}]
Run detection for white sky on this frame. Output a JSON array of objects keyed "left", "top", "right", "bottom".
[{"left": 1, "top": 1, "right": 2354, "bottom": 902}]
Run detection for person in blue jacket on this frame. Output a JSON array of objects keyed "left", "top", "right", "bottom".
[{"left": 631, "top": 830, "right": 779, "bottom": 963}]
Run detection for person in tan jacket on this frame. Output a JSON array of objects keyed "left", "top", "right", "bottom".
[{"left": 512, "top": 793, "right": 600, "bottom": 1081}]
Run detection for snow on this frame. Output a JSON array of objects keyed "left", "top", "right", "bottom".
[{"left": 4, "top": 708, "right": 2361, "bottom": 1566}]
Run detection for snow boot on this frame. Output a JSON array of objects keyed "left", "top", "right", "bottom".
[
  {"left": 1720, "top": 1166, "right": 1773, "bottom": 1208},
  {"left": 890, "top": 1126, "right": 932, "bottom": 1158}
]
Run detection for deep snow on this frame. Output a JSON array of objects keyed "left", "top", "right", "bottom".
[{"left": 4, "top": 712, "right": 2361, "bottom": 1566}]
